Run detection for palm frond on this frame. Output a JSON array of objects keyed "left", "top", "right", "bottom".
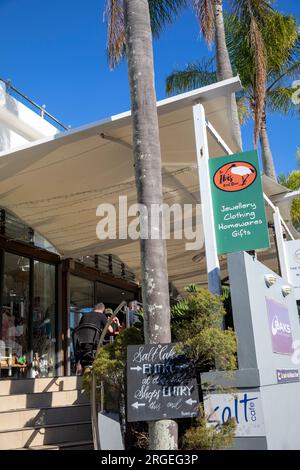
[
  {"left": 229, "top": 0, "right": 273, "bottom": 20},
  {"left": 105, "top": 0, "right": 188, "bottom": 69},
  {"left": 192, "top": 0, "right": 215, "bottom": 45},
  {"left": 225, "top": 13, "right": 254, "bottom": 85},
  {"left": 236, "top": 95, "right": 251, "bottom": 124},
  {"left": 266, "top": 86, "right": 300, "bottom": 116},
  {"left": 264, "top": 13, "right": 299, "bottom": 74},
  {"left": 267, "top": 60, "right": 300, "bottom": 92},
  {"left": 148, "top": 0, "right": 188, "bottom": 37},
  {"left": 166, "top": 59, "right": 217, "bottom": 96},
  {"left": 228, "top": 1, "right": 274, "bottom": 145},
  {"left": 104, "top": 0, "right": 125, "bottom": 70}
]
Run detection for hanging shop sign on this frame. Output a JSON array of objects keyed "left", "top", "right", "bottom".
[
  {"left": 127, "top": 343, "right": 199, "bottom": 422},
  {"left": 266, "top": 297, "right": 293, "bottom": 355},
  {"left": 209, "top": 150, "right": 270, "bottom": 254},
  {"left": 204, "top": 392, "right": 265, "bottom": 437},
  {"left": 285, "top": 239, "right": 300, "bottom": 300}
]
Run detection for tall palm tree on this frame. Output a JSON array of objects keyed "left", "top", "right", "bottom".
[
  {"left": 105, "top": 0, "right": 178, "bottom": 449},
  {"left": 226, "top": 11, "right": 300, "bottom": 180},
  {"left": 107, "top": 1, "right": 273, "bottom": 151},
  {"left": 191, "top": 0, "right": 273, "bottom": 150},
  {"left": 106, "top": 0, "right": 188, "bottom": 69},
  {"left": 166, "top": 12, "right": 300, "bottom": 180},
  {"left": 192, "top": 0, "right": 242, "bottom": 149},
  {"left": 227, "top": 0, "right": 274, "bottom": 145}
]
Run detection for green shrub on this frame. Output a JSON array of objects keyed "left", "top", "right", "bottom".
[
  {"left": 172, "top": 287, "right": 237, "bottom": 372},
  {"left": 181, "top": 407, "right": 236, "bottom": 450},
  {"left": 85, "top": 286, "right": 237, "bottom": 449}
]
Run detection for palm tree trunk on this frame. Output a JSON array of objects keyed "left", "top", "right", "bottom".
[
  {"left": 213, "top": 0, "right": 242, "bottom": 150},
  {"left": 259, "top": 110, "right": 277, "bottom": 180},
  {"left": 123, "top": 0, "right": 177, "bottom": 450}
]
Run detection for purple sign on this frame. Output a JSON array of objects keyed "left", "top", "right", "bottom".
[
  {"left": 266, "top": 298, "right": 293, "bottom": 355},
  {"left": 276, "top": 369, "right": 299, "bottom": 384}
]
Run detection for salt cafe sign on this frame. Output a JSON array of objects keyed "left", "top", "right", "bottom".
[
  {"left": 127, "top": 343, "right": 199, "bottom": 422},
  {"left": 209, "top": 150, "right": 270, "bottom": 254},
  {"left": 204, "top": 392, "right": 266, "bottom": 437}
]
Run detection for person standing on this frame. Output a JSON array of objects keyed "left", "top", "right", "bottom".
[{"left": 75, "top": 303, "right": 117, "bottom": 374}]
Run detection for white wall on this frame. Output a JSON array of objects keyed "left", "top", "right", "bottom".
[
  {"left": 228, "top": 251, "right": 300, "bottom": 449},
  {"left": 0, "top": 81, "right": 60, "bottom": 153}
]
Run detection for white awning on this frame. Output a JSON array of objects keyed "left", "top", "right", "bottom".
[{"left": 0, "top": 77, "right": 296, "bottom": 291}]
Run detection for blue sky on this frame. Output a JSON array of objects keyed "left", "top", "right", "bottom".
[{"left": 0, "top": 0, "right": 299, "bottom": 176}]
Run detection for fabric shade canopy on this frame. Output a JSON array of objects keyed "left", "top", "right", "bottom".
[{"left": 0, "top": 77, "right": 296, "bottom": 292}]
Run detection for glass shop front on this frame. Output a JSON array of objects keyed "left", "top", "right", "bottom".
[{"left": 0, "top": 211, "right": 140, "bottom": 379}]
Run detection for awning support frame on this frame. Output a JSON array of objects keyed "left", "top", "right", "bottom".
[
  {"left": 193, "top": 101, "right": 294, "bottom": 292},
  {"left": 193, "top": 102, "right": 222, "bottom": 295}
]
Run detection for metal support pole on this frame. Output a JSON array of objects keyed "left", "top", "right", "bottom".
[
  {"left": 273, "top": 207, "right": 290, "bottom": 283},
  {"left": 56, "top": 263, "right": 63, "bottom": 377},
  {"left": 193, "top": 103, "right": 221, "bottom": 295}
]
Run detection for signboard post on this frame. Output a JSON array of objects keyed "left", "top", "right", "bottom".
[
  {"left": 127, "top": 343, "right": 199, "bottom": 422},
  {"left": 209, "top": 150, "right": 270, "bottom": 254}
]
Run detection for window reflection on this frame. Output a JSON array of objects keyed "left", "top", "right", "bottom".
[
  {"left": 0, "top": 254, "right": 29, "bottom": 378},
  {"left": 69, "top": 275, "right": 94, "bottom": 375},
  {"left": 33, "top": 262, "right": 56, "bottom": 377}
]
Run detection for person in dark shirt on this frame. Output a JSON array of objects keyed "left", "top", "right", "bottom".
[{"left": 75, "top": 302, "right": 117, "bottom": 374}]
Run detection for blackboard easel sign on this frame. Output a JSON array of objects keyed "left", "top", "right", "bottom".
[{"left": 127, "top": 343, "right": 199, "bottom": 422}]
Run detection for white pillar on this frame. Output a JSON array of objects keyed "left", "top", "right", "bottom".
[
  {"left": 273, "top": 207, "right": 290, "bottom": 283},
  {"left": 193, "top": 102, "right": 221, "bottom": 295}
]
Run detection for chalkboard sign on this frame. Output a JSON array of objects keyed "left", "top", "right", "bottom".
[{"left": 127, "top": 343, "right": 199, "bottom": 422}]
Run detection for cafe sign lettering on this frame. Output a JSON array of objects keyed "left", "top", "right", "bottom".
[
  {"left": 204, "top": 392, "right": 265, "bottom": 437},
  {"left": 209, "top": 150, "right": 270, "bottom": 255},
  {"left": 127, "top": 343, "right": 199, "bottom": 422}
]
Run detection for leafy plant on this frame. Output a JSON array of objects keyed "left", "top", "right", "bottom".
[
  {"left": 86, "top": 287, "right": 237, "bottom": 449},
  {"left": 278, "top": 170, "right": 300, "bottom": 231},
  {"left": 181, "top": 405, "right": 236, "bottom": 450},
  {"left": 89, "top": 326, "right": 143, "bottom": 402}
]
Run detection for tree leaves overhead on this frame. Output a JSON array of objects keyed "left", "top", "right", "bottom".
[
  {"left": 149, "top": 0, "right": 189, "bottom": 38},
  {"left": 278, "top": 170, "right": 300, "bottom": 231},
  {"left": 105, "top": 0, "right": 188, "bottom": 69},
  {"left": 236, "top": 95, "right": 250, "bottom": 124},
  {"left": 226, "top": 12, "right": 300, "bottom": 87},
  {"left": 228, "top": 0, "right": 274, "bottom": 145},
  {"left": 267, "top": 60, "right": 300, "bottom": 94},
  {"left": 192, "top": 0, "right": 215, "bottom": 45},
  {"left": 105, "top": 0, "right": 125, "bottom": 70},
  {"left": 267, "top": 86, "right": 300, "bottom": 117},
  {"left": 166, "top": 58, "right": 217, "bottom": 95},
  {"left": 166, "top": 10, "right": 299, "bottom": 146},
  {"left": 229, "top": 0, "right": 273, "bottom": 19},
  {"left": 226, "top": 12, "right": 300, "bottom": 119},
  {"left": 106, "top": 0, "right": 299, "bottom": 151}
]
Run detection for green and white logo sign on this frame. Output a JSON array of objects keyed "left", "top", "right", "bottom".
[{"left": 209, "top": 150, "right": 270, "bottom": 255}]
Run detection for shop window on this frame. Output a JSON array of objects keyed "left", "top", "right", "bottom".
[
  {"left": 69, "top": 275, "right": 94, "bottom": 374},
  {"left": 0, "top": 253, "right": 30, "bottom": 378},
  {"left": 96, "top": 282, "right": 136, "bottom": 327},
  {"left": 95, "top": 282, "right": 135, "bottom": 310},
  {"left": 32, "top": 261, "right": 56, "bottom": 377}
]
